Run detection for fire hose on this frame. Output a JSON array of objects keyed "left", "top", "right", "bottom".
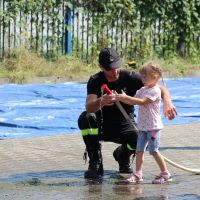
[{"left": 101, "top": 84, "right": 200, "bottom": 175}]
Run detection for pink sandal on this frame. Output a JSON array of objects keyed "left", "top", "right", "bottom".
[
  {"left": 152, "top": 172, "right": 172, "bottom": 184},
  {"left": 127, "top": 173, "right": 143, "bottom": 183}
]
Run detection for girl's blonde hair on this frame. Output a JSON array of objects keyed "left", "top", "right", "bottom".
[{"left": 139, "top": 60, "right": 162, "bottom": 78}]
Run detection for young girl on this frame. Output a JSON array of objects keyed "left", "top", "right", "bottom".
[{"left": 115, "top": 61, "right": 172, "bottom": 184}]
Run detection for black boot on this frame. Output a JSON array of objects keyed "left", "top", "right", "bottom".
[
  {"left": 113, "top": 145, "right": 135, "bottom": 173},
  {"left": 84, "top": 148, "right": 104, "bottom": 179}
]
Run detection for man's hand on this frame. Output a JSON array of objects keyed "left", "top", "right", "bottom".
[{"left": 163, "top": 99, "right": 178, "bottom": 120}]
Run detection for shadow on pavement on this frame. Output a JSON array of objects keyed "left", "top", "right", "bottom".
[{"left": 160, "top": 146, "right": 200, "bottom": 151}]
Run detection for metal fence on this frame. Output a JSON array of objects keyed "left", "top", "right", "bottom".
[
  {"left": 0, "top": 0, "right": 199, "bottom": 62},
  {"left": 0, "top": 1, "right": 73, "bottom": 60}
]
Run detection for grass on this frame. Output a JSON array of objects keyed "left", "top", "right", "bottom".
[
  {"left": 0, "top": 48, "right": 200, "bottom": 83},
  {"left": 155, "top": 56, "right": 200, "bottom": 77},
  {"left": 126, "top": 54, "right": 200, "bottom": 78},
  {"left": 0, "top": 48, "right": 99, "bottom": 83}
]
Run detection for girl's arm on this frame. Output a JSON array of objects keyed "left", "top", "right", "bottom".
[
  {"left": 115, "top": 91, "right": 152, "bottom": 105},
  {"left": 160, "top": 85, "right": 178, "bottom": 120}
]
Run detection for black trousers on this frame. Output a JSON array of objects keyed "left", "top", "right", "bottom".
[{"left": 83, "top": 119, "right": 138, "bottom": 152}]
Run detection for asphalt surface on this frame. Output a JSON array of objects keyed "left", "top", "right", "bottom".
[{"left": 0, "top": 123, "right": 199, "bottom": 200}]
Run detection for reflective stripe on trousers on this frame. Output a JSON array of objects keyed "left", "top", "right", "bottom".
[{"left": 81, "top": 128, "right": 98, "bottom": 136}]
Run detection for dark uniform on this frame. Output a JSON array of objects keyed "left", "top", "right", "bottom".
[{"left": 78, "top": 69, "right": 143, "bottom": 179}]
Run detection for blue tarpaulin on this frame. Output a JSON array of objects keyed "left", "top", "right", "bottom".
[{"left": 0, "top": 77, "right": 200, "bottom": 139}]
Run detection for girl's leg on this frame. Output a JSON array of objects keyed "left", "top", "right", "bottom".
[
  {"left": 152, "top": 152, "right": 172, "bottom": 184},
  {"left": 136, "top": 151, "right": 145, "bottom": 174},
  {"left": 127, "top": 131, "right": 148, "bottom": 183},
  {"left": 148, "top": 130, "right": 172, "bottom": 184},
  {"left": 127, "top": 151, "right": 144, "bottom": 183},
  {"left": 148, "top": 130, "right": 169, "bottom": 173},
  {"left": 135, "top": 131, "right": 148, "bottom": 175},
  {"left": 153, "top": 152, "right": 168, "bottom": 172}
]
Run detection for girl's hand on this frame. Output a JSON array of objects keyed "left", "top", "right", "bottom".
[
  {"left": 115, "top": 90, "right": 127, "bottom": 101},
  {"left": 163, "top": 99, "right": 178, "bottom": 120}
]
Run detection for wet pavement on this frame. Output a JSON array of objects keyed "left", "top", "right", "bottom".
[{"left": 0, "top": 123, "right": 199, "bottom": 199}]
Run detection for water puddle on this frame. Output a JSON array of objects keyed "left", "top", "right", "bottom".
[
  {"left": 134, "top": 195, "right": 200, "bottom": 200},
  {"left": 0, "top": 170, "right": 199, "bottom": 199}
]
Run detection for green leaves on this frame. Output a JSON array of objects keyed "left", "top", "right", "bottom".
[{"left": 0, "top": 0, "right": 199, "bottom": 60}]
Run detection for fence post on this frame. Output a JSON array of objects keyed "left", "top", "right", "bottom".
[{"left": 65, "top": 6, "right": 72, "bottom": 55}]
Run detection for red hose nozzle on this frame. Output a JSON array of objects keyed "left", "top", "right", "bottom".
[{"left": 101, "top": 84, "right": 112, "bottom": 95}]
